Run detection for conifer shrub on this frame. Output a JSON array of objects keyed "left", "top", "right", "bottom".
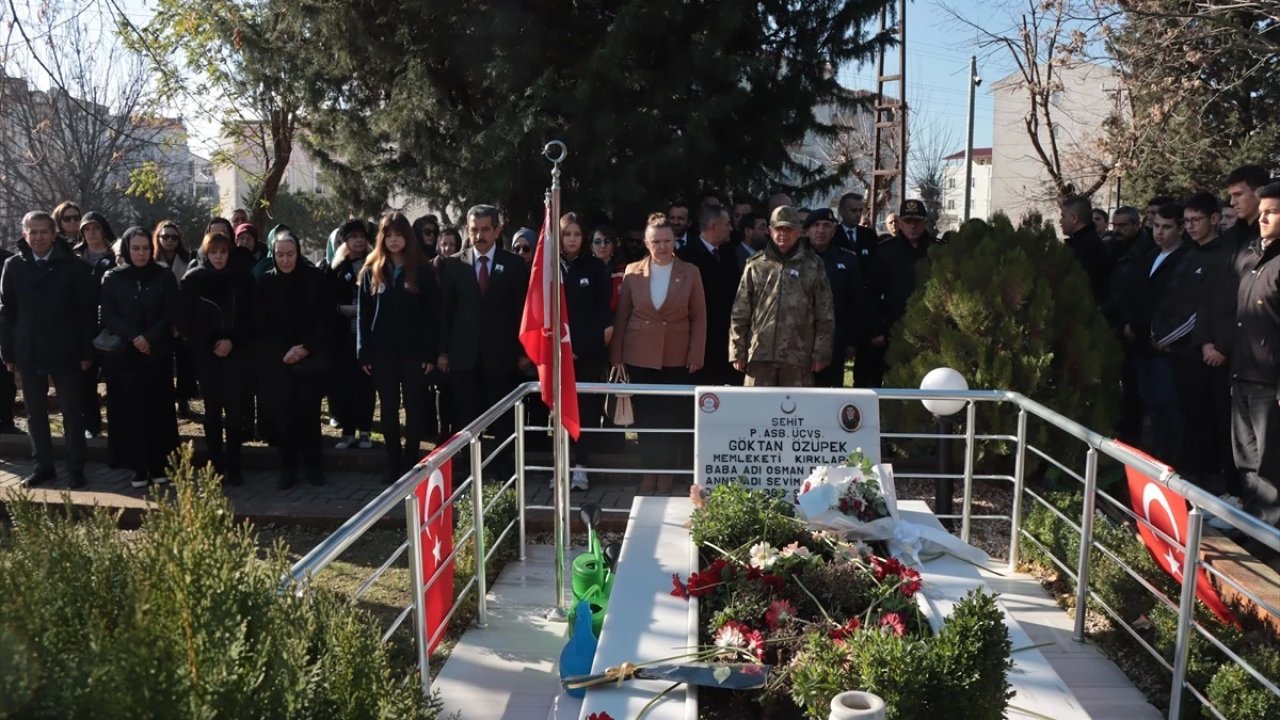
[
  {"left": 0, "top": 447, "right": 442, "bottom": 719},
  {"left": 883, "top": 214, "right": 1121, "bottom": 469}
]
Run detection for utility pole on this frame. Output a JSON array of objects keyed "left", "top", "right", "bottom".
[{"left": 962, "top": 55, "right": 980, "bottom": 222}]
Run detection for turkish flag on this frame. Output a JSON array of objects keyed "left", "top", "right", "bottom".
[
  {"left": 1118, "top": 443, "right": 1237, "bottom": 625},
  {"left": 415, "top": 448, "right": 455, "bottom": 653},
  {"left": 518, "top": 207, "right": 581, "bottom": 440}
]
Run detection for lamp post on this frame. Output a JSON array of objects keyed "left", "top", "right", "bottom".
[{"left": 920, "top": 368, "right": 968, "bottom": 520}]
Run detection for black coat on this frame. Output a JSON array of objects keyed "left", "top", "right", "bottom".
[
  {"left": 813, "top": 244, "right": 868, "bottom": 364},
  {"left": 1101, "top": 233, "right": 1149, "bottom": 329},
  {"left": 1117, "top": 243, "right": 1189, "bottom": 356},
  {"left": 254, "top": 263, "right": 331, "bottom": 375},
  {"left": 866, "top": 234, "right": 938, "bottom": 338},
  {"left": 99, "top": 262, "right": 179, "bottom": 363},
  {"left": 1065, "top": 225, "right": 1110, "bottom": 305},
  {"left": 1148, "top": 234, "right": 1235, "bottom": 359},
  {"left": 1231, "top": 237, "right": 1280, "bottom": 388},
  {"left": 0, "top": 243, "right": 96, "bottom": 371},
  {"left": 356, "top": 262, "right": 439, "bottom": 366},
  {"left": 836, "top": 224, "right": 879, "bottom": 270},
  {"left": 677, "top": 236, "right": 740, "bottom": 374},
  {"left": 178, "top": 260, "right": 255, "bottom": 358},
  {"left": 561, "top": 253, "right": 612, "bottom": 361},
  {"left": 437, "top": 247, "right": 529, "bottom": 372}
]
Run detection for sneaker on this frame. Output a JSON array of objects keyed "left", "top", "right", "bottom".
[
  {"left": 357, "top": 433, "right": 373, "bottom": 450},
  {"left": 571, "top": 468, "right": 589, "bottom": 491},
  {"left": 1206, "top": 494, "right": 1244, "bottom": 533},
  {"left": 84, "top": 429, "right": 95, "bottom": 440},
  {"left": 329, "top": 417, "right": 340, "bottom": 428},
  {"left": 335, "top": 435, "right": 355, "bottom": 450},
  {"left": 129, "top": 473, "right": 148, "bottom": 489}
]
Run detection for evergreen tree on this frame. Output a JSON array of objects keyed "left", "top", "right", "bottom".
[
  {"left": 884, "top": 215, "right": 1121, "bottom": 467},
  {"left": 288, "top": 0, "right": 895, "bottom": 226}
]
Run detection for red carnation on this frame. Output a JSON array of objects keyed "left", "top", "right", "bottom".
[
  {"left": 671, "top": 573, "right": 688, "bottom": 599},
  {"left": 588, "top": 713, "right": 615, "bottom": 720}
]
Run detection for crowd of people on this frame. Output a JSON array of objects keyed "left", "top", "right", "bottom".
[{"left": 1, "top": 172, "right": 1278, "bottom": 554}]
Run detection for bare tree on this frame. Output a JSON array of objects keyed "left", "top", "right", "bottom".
[
  {"left": 0, "top": 2, "right": 168, "bottom": 238},
  {"left": 908, "top": 120, "right": 959, "bottom": 231},
  {"left": 948, "top": 0, "right": 1152, "bottom": 204},
  {"left": 812, "top": 89, "right": 903, "bottom": 217}
]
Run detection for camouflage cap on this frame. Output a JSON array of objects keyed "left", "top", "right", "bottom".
[
  {"left": 899, "top": 199, "right": 927, "bottom": 219},
  {"left": 770, "top": 205, "right": 802, "bottom": 228}
]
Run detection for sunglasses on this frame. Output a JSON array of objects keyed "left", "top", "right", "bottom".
[
  {"left": 514, "top": 245, "right": 532, "bottom": 254},
  {"left": 591, "top": 238, "right": 612, "bottom": 245},
  {"left": 160, "top": 234, "right": 181, "bottom": 241},
  {"left": 62, "top": 215, "right": 81, "bottom": 223}
]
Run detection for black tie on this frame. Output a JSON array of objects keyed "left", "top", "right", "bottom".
[{"left": 35, "top": 259, "right": 48, "bottom": 271}]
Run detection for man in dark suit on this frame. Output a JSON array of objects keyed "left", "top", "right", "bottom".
[
  {"left": 0, "top": 211, "right": 95, "bottom": 487},
  {"left": 437, "top": 205, "right": 530, "bottom": 476},
  {"left": 1060, "top": 194, "right": 1111, "bottom": 305},
  {"left": 678, "top": 205, "right": 741, "bottom": 386},
  {"left": 805, "top": 209, "right": 867, "bottom": 388},
  {"left": 836, "top": 192, "right": 879, "bottom": 271}
]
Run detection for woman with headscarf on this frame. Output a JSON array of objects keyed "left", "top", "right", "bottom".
[
  {"left": 254, "top": 227, "right": 329, "bottom": 489},
  {"left": 357, "top": 212, "right": 438, "bottom": 483},
  {"left": 99, "top": 226, "right": 180, "bottom": 488},
  {"left": 153, "top": 220, "right": 198, "bottom": 418},
  {"left": 74, "top": 211, "right": 117, "bottom": 439},
  {"left": 326, "top": 218, "right": 374, "bottom": 450},
  {"left": 178, "top": 231, "right": 253, "bottom": 486}
]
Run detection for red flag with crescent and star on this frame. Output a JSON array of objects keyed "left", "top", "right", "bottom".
[
  {"left": 1118, "top": 442, "right": 1237, "bottom": 625},
  {"left": 414, "top": 448, "right": 455, "bottom": 652},
  {"left": 518, "top": 206, "right": 581, "bottom": 439}
]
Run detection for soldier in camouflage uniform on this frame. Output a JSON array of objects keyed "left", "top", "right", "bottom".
[{"left": 729, "top": 206, "right": 835, "bottom": 387}]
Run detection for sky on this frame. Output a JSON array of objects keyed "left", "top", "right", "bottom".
[
  {"left": 837, "top": 0, "right": 1024, "bottom": 156},
  {"left": 10, "top": 0, "right": 1021, "bottom": 159}
]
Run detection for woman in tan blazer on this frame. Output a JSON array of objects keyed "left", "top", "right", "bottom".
[{"left": 610, "top": 214, "right": 706, "bottom": 492}]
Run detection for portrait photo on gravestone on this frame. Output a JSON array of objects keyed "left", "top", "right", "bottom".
[{"left": 694, "top": 388, "right": 881, "bottom": 501}]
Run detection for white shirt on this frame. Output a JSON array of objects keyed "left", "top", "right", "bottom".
[
  {"left": 700, "top": 236, "right": 717, "bottom": 255},
  {"left": 1149, "top": 246, "right": 1179, "bottom": 276},
  {"left": 650, "top": 261, "right": 673, "bottom": 310},
  {"left": 474, "top": 246, "right": 496, "bottom": 281}
]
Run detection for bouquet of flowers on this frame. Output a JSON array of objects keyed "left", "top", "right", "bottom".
[{"left": 795, "top": 450, "right": 985, "bottom": 566}]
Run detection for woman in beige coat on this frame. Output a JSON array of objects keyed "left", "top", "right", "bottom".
[{"left": 610, "top": 213, "right": 706, "bottom": 492}]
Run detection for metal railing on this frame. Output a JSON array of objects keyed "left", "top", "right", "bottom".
[{"left": 285, "top": 381, "right": 1280, "bottom": 717}]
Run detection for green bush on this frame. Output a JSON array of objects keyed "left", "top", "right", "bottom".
[
  {"left": 788, "top": 589, "right": 1012, "bottom": 720},
  {"left": 883, "top": 214, "right": 1121, "bottom": 469},
  {"left": 690, "top": 482, "right": 814, "bottom": 554},
  {"left": 0, "top": 447, "right": 441, "bottom": 719},
  {"left": 455, "top": 479, "right": 520, "bottom": 568},
  {"left": 1206, "top": 645, "right": 1280, "bottom": 720}
]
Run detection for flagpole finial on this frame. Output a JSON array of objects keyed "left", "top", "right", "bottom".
[{"left": 543, "top": 140, "right": 567, "bottom": 165}]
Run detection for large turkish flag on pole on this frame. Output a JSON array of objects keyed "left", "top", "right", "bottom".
[
  {"left": 518, "top": 207, "right": 581, "bottom": 440},
  {"left": 1118, "top": 443, "right": 1237, "bottom": 625},
  {"left": 415, "top": 449, "right": 455, "bottom": 652}
]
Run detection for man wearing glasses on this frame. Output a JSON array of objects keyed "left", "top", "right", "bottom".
[
  {"left": 1152, "top": 194, "right": 1237, "bottom": 500},
  {"left": 1102, "top": 206, "right": 1149, "bottom": 448}
]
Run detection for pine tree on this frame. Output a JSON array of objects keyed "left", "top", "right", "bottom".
[
  {"left": 286, "top": 0, "right": 896, "bottom": 226},
  {"left": 884, "top": 215, "right": 1121, "bottom": 467}
]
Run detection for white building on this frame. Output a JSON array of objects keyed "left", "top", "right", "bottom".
[
  {"left": 937, "top": 148, "right": 993, "bottom": 231},
  {"left": 988, "top": 62, "right": 1122, "bottom": 226},
  {"left": 214, "top": 124, "right": 331, "bottom": 217}
]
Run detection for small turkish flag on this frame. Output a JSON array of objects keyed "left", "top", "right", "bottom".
[
  {"left": 1118, "top": 442, "right": 1237, "bottom": 625},
  {"left": 415, "top": 448, "right": 455, "bottom": 652}
]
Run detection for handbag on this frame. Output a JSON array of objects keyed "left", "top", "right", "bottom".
[
  {"left": 605, "top": 366, "right": 635, "bottom": 427},
  {"left": 92, "top": 328, "right": 123, "bottom": 353}
]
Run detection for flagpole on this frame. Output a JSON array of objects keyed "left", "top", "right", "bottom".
[{"left": 544, "top": 140, "right": 569, "bottom": 613}]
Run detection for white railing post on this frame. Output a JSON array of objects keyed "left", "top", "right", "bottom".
[
  {"left": 404, "top": 493, "right": 431, "bottom": 696},
  {"left": 1168, "top": 508, "right": 1205, "bottom": 720},
  {"left": 960, "top": 400, "right": 977, "bottom": 543},
  {"left": 515, "top": 404, "right": 527, "bottom": 562},
  {"left": 1008, "top": 408, "right": 1028, "bottom": 573},
  {"left": 1073, "top": 447, "right": 1099, "bottom": 642},
  {"left": 471, "top": 437, "right": 488, "bottom": 628}
]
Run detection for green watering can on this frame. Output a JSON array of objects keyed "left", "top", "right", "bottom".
[{"left": 571, "top": 504, "right": 607, "bottom": 599}]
